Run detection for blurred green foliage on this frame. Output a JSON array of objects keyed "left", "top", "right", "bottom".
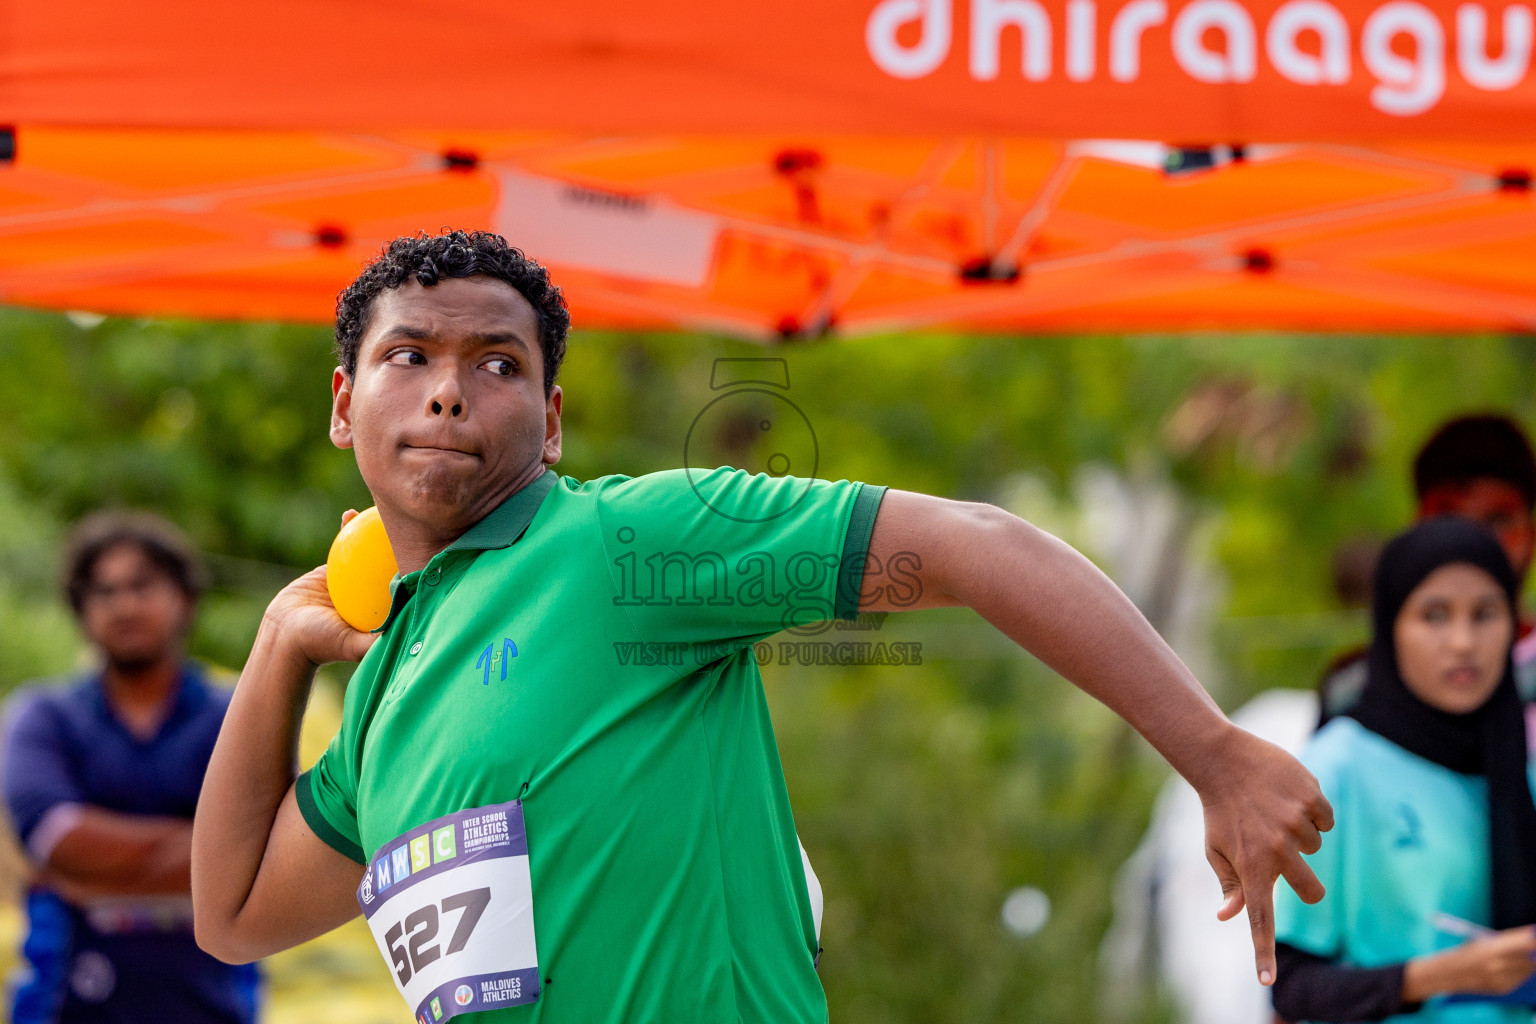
[{"left": 2, "top": 305, "right": 1533, "bottom": 1023}]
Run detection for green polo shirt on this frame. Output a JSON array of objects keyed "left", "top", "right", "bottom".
[{"left": 297, "top": 466, "right": 885, "bottom": 1024}]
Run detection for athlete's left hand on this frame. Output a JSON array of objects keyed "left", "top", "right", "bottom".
[{"left": 1192, "top": 724, "right": 1333, "bottom": 987}]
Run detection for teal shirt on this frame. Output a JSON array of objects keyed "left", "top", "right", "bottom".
[{"left": 1275, "top": 717, "right": 1536, "bottom": 1024}]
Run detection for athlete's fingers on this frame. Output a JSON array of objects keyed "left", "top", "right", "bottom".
[
  {"left": 1296, "top": 817, "right": 1323, "bottom": 856},
  {"left": 1208, "top": 847, "right": 1245, "bottom": 922},
  {"left": 1241, "top": 873, "right": 1277, "bottom": 986},
  {"left": 1217, "top": 889, "right": 1244, "bottom": 922},
  {"left": 1310, "top": 792, "right": 1336, "bottom": 834},
  {"left": 1280, "top": 849, "right": 1326, "bottom": 905},
  {"left": 340, "top": 629, "right": 377, "bottom": 663},
  {"left": 297, "top": 565, "right": 333, "bottom": 600},
  {"left": 341, "top": 508, "right": 360, "bottom": 527}
]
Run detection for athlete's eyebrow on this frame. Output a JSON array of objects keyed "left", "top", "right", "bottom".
[
  {"left": 376, "top": 324, "right": 434, "bottom": 342},
  {"left": 464, "top": 331, "right": 533, "bottom": 355},
  {"left": 374, "top": 324, "right": 533, "bottom": 354}
]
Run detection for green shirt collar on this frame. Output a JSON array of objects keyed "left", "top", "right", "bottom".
[
  {"left": 446, "top": 467, "right": 558, "bottom": 553},
  {"left": 376, "top": 468, "right": 558, "bottom": 632}
]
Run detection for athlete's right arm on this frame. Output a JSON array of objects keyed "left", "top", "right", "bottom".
[{"left": 192, "top": 564, "right": 375, "bottom": 964}]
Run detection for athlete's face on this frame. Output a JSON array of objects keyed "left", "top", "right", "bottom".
[
  {"left": 331, "top": 276, "right": 562, "bottom": 544},
  {"left": 79, "top": 543, "right": 191, "bottom": 672},
  {"left": 1419, "top": 478, "right": 1535, "bottom": 583},
  {"left": 1394, "top": 563, "right": 1514, "bottom": 715}
]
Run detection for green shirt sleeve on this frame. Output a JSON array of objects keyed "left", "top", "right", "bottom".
[
  {"left": 595, "top": 467, "right": 886, "bottom": 646},
  {"left": 296, "top": 724, "right": 366, "bottom": 865},
  {"left": 1274, "top": 744, "right": 1347, "bottom": 957}
]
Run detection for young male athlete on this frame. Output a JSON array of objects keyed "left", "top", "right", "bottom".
[{"left": 193, "top": 230, "right": 1333, "bottom": 1024}]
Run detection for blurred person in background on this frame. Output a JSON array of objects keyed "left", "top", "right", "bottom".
[
  {"left": 1103, "top": 413, "right": 1536, "bottom": 1024},
  {"left": 1, "top": 512, "right": 258, "bottom": 1024},
  {"left": 1319, "top": 414, "right": 1536, "bottom": 724},
  {"left": 1272, "top": 517, "right": 1536, "bottom": 1022}
]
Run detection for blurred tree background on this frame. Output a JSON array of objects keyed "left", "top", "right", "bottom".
[{"left": 2, "top": 306, "right": 1534, "bottom": 1023}]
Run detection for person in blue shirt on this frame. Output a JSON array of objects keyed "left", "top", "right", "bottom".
[
  {"left": 1, "top": 511, "right": 258, "bottom": 1024},
  {"left": 1273, "top": 517, "right": 1536, "bottom": 1022}
]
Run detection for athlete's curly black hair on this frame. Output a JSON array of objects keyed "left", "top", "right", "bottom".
[{"left": 334, "top": 230, "right": 570, "bottom": 394}]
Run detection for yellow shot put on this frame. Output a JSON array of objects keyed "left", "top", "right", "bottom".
[{"left": 325, "top": 507, "right": 397, "bottom": 632}]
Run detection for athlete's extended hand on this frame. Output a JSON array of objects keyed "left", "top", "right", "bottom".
[
  {"left": 1194, "top": 725, "right": 1334, "bottom": 987},
  {"left": 262, "top": 510, "right": 376, "bottom": 667}
]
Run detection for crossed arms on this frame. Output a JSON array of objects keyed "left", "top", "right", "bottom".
[{"left": 4, "top": 709, "right": 198, "bottom": 904}]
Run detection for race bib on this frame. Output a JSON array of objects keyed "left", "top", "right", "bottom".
[{"left": 357, "top": 800, "right": 540, "bottom": 1022}]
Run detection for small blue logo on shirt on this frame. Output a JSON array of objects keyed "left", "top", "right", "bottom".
[
  {"left": 475, "top": 638, "right": 519, "bottom": 685},
  {"left": 1394, "top": 803, "right": 1423, "bottom": 848}
]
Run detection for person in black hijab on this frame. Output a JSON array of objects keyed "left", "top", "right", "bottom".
[
  {"left": 1273, "top": 517, "right": 1536, "bottom": 1022},
  {"left": 1317, "top": 413, "right": 1536, "bottom": 728}
]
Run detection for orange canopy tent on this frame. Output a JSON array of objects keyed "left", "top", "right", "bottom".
[{"left": 2, "top": 0, "right": 1536, "bottom": 335}]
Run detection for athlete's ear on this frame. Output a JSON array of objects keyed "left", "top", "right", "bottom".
[
  {"left": 542, "top": 385, "right": 562, "bottom": 465},
  {"left": 331, "top": 367, "right": 355, "bottom": 450}
]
